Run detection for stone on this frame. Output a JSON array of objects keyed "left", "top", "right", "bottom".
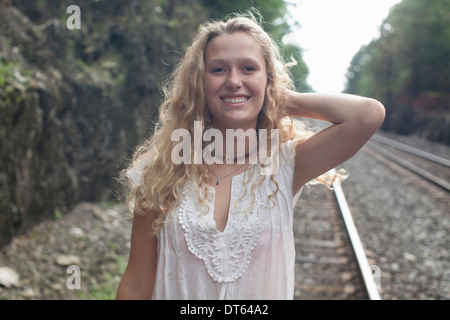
[
  {"left": 55, "top": 255, "right": 81, "bottom": 266},
  {"left": 0, "top": 267, "right": 20, "bottom": 288}
]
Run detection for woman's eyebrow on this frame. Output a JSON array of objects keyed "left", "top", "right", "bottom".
[
  {"left": 205, "top": 58, "right": 227, "bottom": 66},
  {"left": 206, "top": 57, "right": 262, "bottom": 66}
]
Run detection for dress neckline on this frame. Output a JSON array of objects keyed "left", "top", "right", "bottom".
[
  {"left": 177, "top": 163, "right": 262, "bottom": 282},
  {"left": 204, "top": 163, "right": 258, "bottom": 234}
]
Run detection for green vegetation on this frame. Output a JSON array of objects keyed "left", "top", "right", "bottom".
[
  {"left": 345, "top": 0, "right": 450, "bottom": 144},
  {"left": 53, "top": 209, "right": 63, "bottom": 220},
  {"left": 0, "top": 61, "right": 15, "bottom": 86},
  {"left": 0, "top": 60, "right": 31, "bottom": 87},
  {"left": 77, "top": 256, "right": 127, "bottom": 300}
]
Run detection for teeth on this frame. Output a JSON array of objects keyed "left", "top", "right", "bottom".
[{"left": 224, "top": 97, "right": 248, "bottom": 103}]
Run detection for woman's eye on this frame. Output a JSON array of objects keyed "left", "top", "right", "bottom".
[
  {"left": 243, "top": 66, "right": 256, "bottom": 72},
  {"left": 212, "top": 67, "right": 225, "bottom": 73}
]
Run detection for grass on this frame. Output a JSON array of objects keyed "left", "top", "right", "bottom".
[{"left": 76, "top": 255, "right": 127, "bottom": 300}]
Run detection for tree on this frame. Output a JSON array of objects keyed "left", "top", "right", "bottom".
[{"left": 345, "top": 0, "right": 450, "bottom": 144}]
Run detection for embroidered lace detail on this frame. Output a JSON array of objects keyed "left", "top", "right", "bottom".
[{"left": 178, "top": 169, "right": 262, "bottom": 283}]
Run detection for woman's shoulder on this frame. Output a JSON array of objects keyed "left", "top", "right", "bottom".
[
  {"left": 126, "top": 155, "right": 153, "bottom": 187},
  {"left": 280, "top": 138, "right": 300, "bottom": 160}
]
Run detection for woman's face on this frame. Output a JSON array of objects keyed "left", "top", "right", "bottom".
[{"left": 203, "top": 32, "right": 268, "bottom": 132}]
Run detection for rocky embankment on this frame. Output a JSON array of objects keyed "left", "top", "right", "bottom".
[
  {"left": 0, "top": 202, "right": 131, "bottom": 299},
  {"left": 0, "top": 0, "right": 206, "bottom": 248}
]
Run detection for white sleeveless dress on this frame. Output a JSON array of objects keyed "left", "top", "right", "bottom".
[{"left": 126, "top": 140, "right": 301, "bottom": 299}]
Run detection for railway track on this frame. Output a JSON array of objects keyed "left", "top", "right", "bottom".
[
  {"left": 293, "top": 178, "right": 381, "bottom": 300},
  {"left": 367, "top": 134, "right": 450, "bottom": 192},
  {"left": 351, "top": 133, "right": 449, "bottom": 299},
  {"left": 293, "top": 134, "right": 449, "bottom": 300}
]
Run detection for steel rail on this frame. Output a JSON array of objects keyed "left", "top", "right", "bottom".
[
  {"left": 331, "top": 170, "right": 382, "bottom": 300},
  {"left": 372, "top": 134, "right": 450, "bottom": 168},
  {"left": 366, "top": 141, "right": 450, "bottom": 192}
]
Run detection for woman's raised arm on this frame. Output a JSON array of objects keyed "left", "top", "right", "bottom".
[{"left": 285, "top": 91, "right": 386, "bottom": 193}]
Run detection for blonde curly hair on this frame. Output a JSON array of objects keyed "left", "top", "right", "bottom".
[{"left": 122, "top": 11, "right": 345, "bottom": 234}]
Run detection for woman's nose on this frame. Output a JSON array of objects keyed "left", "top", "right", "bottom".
[{"left": 226, "top": 69, "right": 242, "bottom": 89}]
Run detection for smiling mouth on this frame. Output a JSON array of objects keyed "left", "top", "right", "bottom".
[{"left": 221, "top": 96, "right": 250, "bottom": 104}]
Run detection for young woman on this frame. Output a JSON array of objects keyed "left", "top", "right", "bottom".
[{"left": 116, "top": 12, "right": 385, "bottom": 300}]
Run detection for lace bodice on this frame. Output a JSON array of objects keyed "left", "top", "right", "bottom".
[{"left": 178, "top": 167, "right": 262, "bottom": 283}]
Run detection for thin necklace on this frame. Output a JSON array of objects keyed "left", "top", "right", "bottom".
[
  {"left": 211, "top": 163, "right": 246, "bottom": 185},
  {"left": 224, "top": 147, "right": 258, "bottom": 163}
]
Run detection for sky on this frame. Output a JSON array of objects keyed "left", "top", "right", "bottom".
[{"left": 285, "top": 0, "right": 402, "bottom": 93}]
